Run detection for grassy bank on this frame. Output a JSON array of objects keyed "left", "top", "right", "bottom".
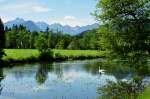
[
  {"left": 2, "top": 49, "right": 105, "bottom": 63},
  {"left": 138, "top": 87, "right": 150, "bottom": 99},
  {"left": 53, "top": 50, "right": 104, "bottom": 60}
]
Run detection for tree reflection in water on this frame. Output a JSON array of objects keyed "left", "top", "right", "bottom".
[
  {"left": 35, "top": 62, "right": 64, "bottom": 84},
  {"left": 97, "top": 55, "right": 150, "bottom": 99},
  {"left": 53, "top": 63, "right": 63, "bottom": 79},
  {"left": 0, "top": 68, "right": 4, "bottom": 95},
  {"left": 35, "top": 63, "right": 53, "bottom": 84}
]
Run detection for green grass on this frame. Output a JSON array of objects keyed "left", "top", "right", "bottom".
[
  {"left": 138, "top": 87, "right": 150, "bottom": 99},
  {"left": 3, "top": 49, "right": 40, "bottom": 61},
  {"left": 3, "top": 49, "right": 104, "bottom": 62},
  {"left": 53, "top": 50, "right": 104, "bottom": 57}
]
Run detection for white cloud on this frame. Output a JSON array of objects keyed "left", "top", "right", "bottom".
[
  {"left": 64, "top": 16, "right": 76, "bottom": 20},
  {"left": 50, "top": 16, "right": 96, "bottom": 27},
  {"left": 0, "top": 3, "right": 52, "bottom": 14},
  {"left": 0, "top": 2, "right": 53, "bottom": 23},
  {"left": 31, "top": 5, "right": 52, "bottom": 13}
]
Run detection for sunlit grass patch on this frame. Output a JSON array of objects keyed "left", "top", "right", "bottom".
[
  {"left": 3, "top": 49, "right": 40, "bottom": 61},
  {"left": 3, "top": 49, "right": 104, "bottom": 62}
]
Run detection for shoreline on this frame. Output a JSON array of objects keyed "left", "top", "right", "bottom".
[
  {"left": 1, "top": 49, "right": 105, "bottom": 66},
  {"left": 1, "top": 56, "right": 105, "bottom": 67}
]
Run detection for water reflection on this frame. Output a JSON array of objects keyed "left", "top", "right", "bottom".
[
  {"left": 0, "top": 58, "right": 149, "bottom": 99},
  {"left": 0, "top": 68, "right": 4, "bottom": 95},
  {"left": 84, "top": 59, "right": 136, "bottom": 80},
  {"left": 98, "top": 55, "right": 150, "bottom": 99},
  {"left": 98, "top": 77, "right": 144, "bottom": 99},
  {"left": 53, "top": 63, "right": 63, "bottom": 79},
  {"left": 36, "top": 63, "right": 53, "bottom": 84}
]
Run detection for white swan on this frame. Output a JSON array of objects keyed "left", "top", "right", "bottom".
[{"left": 98, "top": 66, "right": 105, "bottom": 74}]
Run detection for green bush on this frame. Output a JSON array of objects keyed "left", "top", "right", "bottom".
[{"left": 39, "top": 49, "right": 53, "bottom": 61}]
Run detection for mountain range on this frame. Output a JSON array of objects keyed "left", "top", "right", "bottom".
[{"left": 5, "top": 18, "right": 99, "bottom": 35}]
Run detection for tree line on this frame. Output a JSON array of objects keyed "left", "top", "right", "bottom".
[{"left": 4, "top": 25, "right": 100, "bottom": 50}]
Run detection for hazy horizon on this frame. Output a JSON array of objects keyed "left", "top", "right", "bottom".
[{"left": 4, "top": 17, "right": 99, "bottom": 27}]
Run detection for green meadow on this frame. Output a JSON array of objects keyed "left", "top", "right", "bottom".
[{"left": 3, "top": 49, "right": 104, "bottom": 62}]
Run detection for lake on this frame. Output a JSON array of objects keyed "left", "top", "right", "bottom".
[{"left": 0, "top": 59, "right": 148, "bottom": 99}]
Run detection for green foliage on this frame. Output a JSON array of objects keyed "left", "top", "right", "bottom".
[
  {"left": 0, "top": 50, "right": 5, "bottom": 60},
  {"left": 5, "top": 25, "right": 74, "bottom": 50},
  {"left": 55, "top": 40, "right": 64, "bottom": 49},
  {"left": 39, "top": 49, "right": 53, "bottom": 61},
  {"left": 5, "top": 24, "right": 100, "bottom": 50},
  {"left": 95, "top": 0, "right": 150, "bottom": 57},
  {"left": 99, "top": 77, "right": 144, "bottom": 99},
  {"left": 34, "top": 32, "right": 54, "bottom": 61},
  {"left": 67, "top": 39, "right": 80, "bottom": 50},
  {"left": 69, "top": 29, "right": 100, "bottom": 50},
  {"left": 5, "top": 25, "right": 38, "bottom": 49},
  {"left": 35, "top": 32, "right": 49, "bottom": 52},
  {"left": 79, "top": 30, "right": 97, "bottom": 49},
  {"left": 0, "top": 18, "right": 5, "bottom": 60}
]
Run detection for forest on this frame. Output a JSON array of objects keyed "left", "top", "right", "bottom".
[{"left": 5, "top": 25, "right": 100, "bottom": 50}]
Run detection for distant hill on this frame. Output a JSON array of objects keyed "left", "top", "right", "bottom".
[
  {"left": 5, "top": 18, "right": 99, "bottom": 35},
  {"left": 75, "top": 29, "right": 97, "bottom": 38}
]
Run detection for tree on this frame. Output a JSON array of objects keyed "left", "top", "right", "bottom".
[
  {"left": 45, "top": 27, "right": 49, "bottom": 37},
  {"left": 0, "top": 18, "right": 5, "bottom": 60},
  {"left": 35, "top": 32, "right": 48, "bottom": 52},
  {"left": 67, "top": 39, "right": 80, "bottom": 50},
  {"left": 95, "top": 0, "right": 150, "bottom": 57},
  {"left": 10, "top": 25, "right": 18, "bottom": 48},
  {"left": 35, "top": 32, "right": 53, "bottom": 61},
  {"left": 80, "top": 30, "right": 97, "bottom": 50},
  {"left": 29, "top": 31, "right": 38, "bottom": 49},
  {"left": 55, "top": 40, "right": 64, "bottom": 49}
]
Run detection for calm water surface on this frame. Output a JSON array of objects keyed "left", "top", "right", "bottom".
[{"left": 0, "top": 59, "right": 141, "bottom": 99}]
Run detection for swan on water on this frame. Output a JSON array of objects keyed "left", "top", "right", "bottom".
[{"left": 98, "top": 66, "right": 105, "bottom": 74}]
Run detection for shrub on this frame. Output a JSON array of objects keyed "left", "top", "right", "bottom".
[{"left": 39, "top": 49, "right": 53, "bottom": 61}]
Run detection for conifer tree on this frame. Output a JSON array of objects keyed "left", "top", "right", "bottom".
[{"left": 0, "top": 18, "right": 5, "bottom": 60}]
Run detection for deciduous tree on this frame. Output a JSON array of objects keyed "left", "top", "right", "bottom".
[{"left": 95, "top": 0, "right": 150, "bottom": 56}]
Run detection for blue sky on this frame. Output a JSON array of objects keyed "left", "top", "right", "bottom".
[{"left": 0, "top": 0, "right": 98, "bottom": 26}]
